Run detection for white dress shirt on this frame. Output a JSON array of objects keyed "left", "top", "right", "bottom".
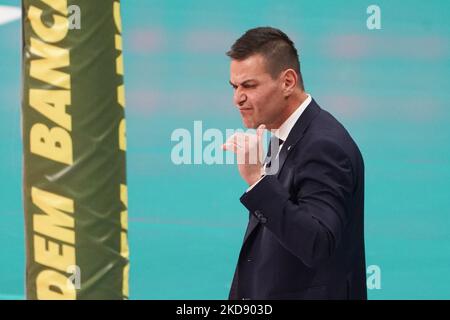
[{"left": 246, "top": 94, "right": 312, "bottom": 192}]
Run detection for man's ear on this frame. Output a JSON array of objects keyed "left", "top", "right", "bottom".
[{"left": 282, "top": 69, "right": 298, "bottom": 97}]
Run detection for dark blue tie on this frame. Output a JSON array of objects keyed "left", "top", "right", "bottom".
[{"left": 265, "top": 136, "right": 284, "bottom": 168}]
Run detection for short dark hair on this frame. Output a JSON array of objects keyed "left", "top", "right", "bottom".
[{"left": 226, "top": 27, "right": 304, "bottom": 90}]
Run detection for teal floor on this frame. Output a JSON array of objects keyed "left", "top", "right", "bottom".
[{"left": 1, "top": 0, "right": 449, "bottom": 299}]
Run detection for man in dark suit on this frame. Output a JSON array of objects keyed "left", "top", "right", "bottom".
[{"left": 222, "top": 27, "right": 367, "bottom": 300}]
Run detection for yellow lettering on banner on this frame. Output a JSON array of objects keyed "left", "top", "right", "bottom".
[
  {"left": 123, "top": 263, "right": 129, "bottom": 298},
  {"left": 116, "top": 53, "right": 124, "bottom": 76},
  {"left": 34, "top": 234, "right": 75, "bottom": 271},
  {"left": 32, "top": 187, "right": 75, "bottom": 244},
  {"left": 30, "top": 38, "right": 70, "bottom": 89},
  {"left": 29, "top": 89, "right": 71, "bottom": 131},
  {"left": 113, "top": 2, "right": 122, "bottom": 33},
  {"left": 27, "top": 0, "right": 76, "bottom": 301},
  {"left": 119, "top": 119, "right": 126, "bottom": 151},
  {"left": 41, "top": 0, "right": 68, "bottom": 15},
  {"left": 36, "top": 270, "right": 75, "bottom": 300},
  {"left": 120, "top": 183, "right": 129, "bottom": 297},
  {"left": 30, "top": 124, "right": 73, "bottom": 165},
  {"left": 121, "top": 231, "right": 129, "bottom": 298},
  {"left": 115, "top": 34, "right": 122, "bottom": 51},
  {"left": 120, "top": 230, "right": 129, "bottom": 263},
  {"left": 120, "top": 184, "right": 128, "bottom": 229},
  {"left": 115, "top": 1, "right": 128, "bottom": 298},
  {"left": 114, "top": 2, "right": 126, "bottom": 108},
  {"left": 28, "top": 3, "right": 68, "bottom": 44},
  {"left": 117, "top": 84, "right": 125, "bottom": 108},
  {"left": 115, "top": 35, "right": 124, "bottom": 76}
]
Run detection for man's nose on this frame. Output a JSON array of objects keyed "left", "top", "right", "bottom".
[{"left": 233, "top": 89, "right": 247, "bottom": 107}]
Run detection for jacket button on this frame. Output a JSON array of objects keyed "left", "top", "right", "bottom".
[{"left": 254, "top": 210, "right": 267, "bottom": 223}]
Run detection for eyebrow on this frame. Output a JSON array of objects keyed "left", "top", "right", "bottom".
[{"left": 229, "top": 79, "right": 257, "bottom": 87}]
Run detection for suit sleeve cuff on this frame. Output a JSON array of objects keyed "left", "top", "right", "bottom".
[{"left": 240, "top": 174, "right": 290, "bottom": 216}]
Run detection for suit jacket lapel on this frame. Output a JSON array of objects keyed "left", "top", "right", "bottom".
[{"left": 274, "top": 99, "right": 321, "bottom": 178}]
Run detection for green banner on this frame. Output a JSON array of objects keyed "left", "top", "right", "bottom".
[{"left": 21, "top": 0, "right": 128, "bottom": 299}]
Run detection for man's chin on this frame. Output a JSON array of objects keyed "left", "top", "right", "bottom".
[
  {"left": 243, "top": 123, "right": 257, "bottom": 129},
  {"left": 241, "top": 119, "right": 258, "bottom": 129}
]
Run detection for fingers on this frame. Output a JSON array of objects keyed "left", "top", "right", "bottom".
[
  {"left": 222, "top": 141, "right": 239, "bottom": 153},
  {"left": 256, "top": 124, "right": 266, "bottom": 161},
  {"left": 222, "top": 133, "right": 240, "bottom": 153},
  {"left": 222, "top": 130, "right": 263, "bottom": 159},
  {"left": 223, "top": 133, "right": 245, "bottom": 152},
  {"left": 256, "top": 124, "right": 266, "bottom": 139},
  {"left": 256, "top": 124, "right": 266, "bottom": 148}
]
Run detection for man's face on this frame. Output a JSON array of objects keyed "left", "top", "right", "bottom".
[{"left": 229, "top": 54, "right": 284, "bottom": 129}]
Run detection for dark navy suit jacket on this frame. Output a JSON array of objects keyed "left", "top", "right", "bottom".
[{"left": 229, "top": 99, "right": 367, "bottom": 300}]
